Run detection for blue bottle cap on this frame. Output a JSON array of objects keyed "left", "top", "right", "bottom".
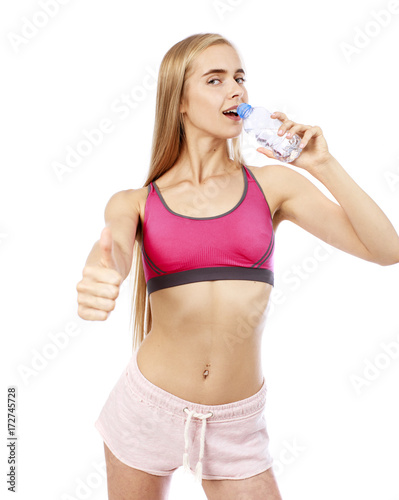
[{"left": 236, "top": 103, "right": 253, "bottom": 119}]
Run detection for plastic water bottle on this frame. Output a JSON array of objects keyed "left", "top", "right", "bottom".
[{"left": 237, "top": 103, "right": 302, "bottom": 163}]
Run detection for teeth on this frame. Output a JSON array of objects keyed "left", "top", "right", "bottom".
[{"left": 224, "top": 110, "right": 238, "bottom": 115}]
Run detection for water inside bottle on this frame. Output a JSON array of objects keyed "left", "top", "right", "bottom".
[{"left": 254, "top": 129, "right": 302, "bottom": 163}]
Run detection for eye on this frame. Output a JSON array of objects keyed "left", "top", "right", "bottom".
[{"left": 207, "top": 77, "right": 246, "bottom": 85}]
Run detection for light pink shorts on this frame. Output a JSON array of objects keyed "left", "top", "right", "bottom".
[{"left": 95, "top": 349, "right": 273, "bottom": 483}]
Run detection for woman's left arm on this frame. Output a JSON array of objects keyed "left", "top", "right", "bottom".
[{"left": 257, "top": 111, "right": 399, "bottom": 266}]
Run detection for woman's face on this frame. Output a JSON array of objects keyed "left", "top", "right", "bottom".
[{"left": 180, "top": 44, "right": 248, "bottom": 141}]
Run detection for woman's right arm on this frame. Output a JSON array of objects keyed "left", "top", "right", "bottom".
[{"left": 76, "top": 189, "right": 141, "bottom": 321}]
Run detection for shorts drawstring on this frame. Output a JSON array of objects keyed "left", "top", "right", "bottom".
[{"left": 183, "top": 407, "right": 213, "bottom": 483}]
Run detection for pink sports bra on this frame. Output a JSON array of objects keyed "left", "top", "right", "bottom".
[{"left": 141, "top": 165, "right": 275, "bottom": 295}]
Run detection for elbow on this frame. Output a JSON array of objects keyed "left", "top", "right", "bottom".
[
  {"left": 368, "top": 241, "right": 399, "bottom": 266},
  {"left": 376, "top": 254, "right": 399, "bottom": 266}
]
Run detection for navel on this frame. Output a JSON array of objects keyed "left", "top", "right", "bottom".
[{"left": 203, "top": 364, "right": 211, "bottom": 379}]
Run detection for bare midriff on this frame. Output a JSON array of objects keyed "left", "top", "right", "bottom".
[
  {"left": 136, "top": 279, "right": 272, "bottom": 405},
  {"left": 134, "top": 164, "right": 276, "bottom": 406}
]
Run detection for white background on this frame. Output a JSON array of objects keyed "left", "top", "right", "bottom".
[{"left": 2, "top": 0, "right": 399, "bottom": 499}]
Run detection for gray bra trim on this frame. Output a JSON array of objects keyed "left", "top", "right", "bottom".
[
  {"left": 151, "top": 165, "right": 248, "bottom": 220},
  {"left": 146, "top": 267, "right": 274, "bottom": 295}
]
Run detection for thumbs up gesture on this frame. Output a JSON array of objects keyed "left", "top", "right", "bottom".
[{"left": 76, "top": 227, "right": 124, "bottom": 321}]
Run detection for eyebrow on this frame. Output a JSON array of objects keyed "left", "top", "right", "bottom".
[{"left": 201, "top": 68, "right": 246, "bottom": 77}]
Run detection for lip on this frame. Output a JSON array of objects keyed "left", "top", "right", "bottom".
[
  {"left": 223, "top": 105, "right": 239, "bottom": 112},
  {"left": 222, "top": 104, "right": 241, "bottom": 122},
  {"left": 223, "top": 112, "right": 241, "bottom": 122}
]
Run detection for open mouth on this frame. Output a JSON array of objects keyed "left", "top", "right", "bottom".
[{"left": 222, "top": 110, "right": 239, "bottom": 117}]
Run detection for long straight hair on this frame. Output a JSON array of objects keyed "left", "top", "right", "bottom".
[{"left": 129, "top": 33, "right": 246, "bottom": 352}]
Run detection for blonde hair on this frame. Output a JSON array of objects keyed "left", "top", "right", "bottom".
[{"left": 129, "top": 33, "right": 246, "bottom": 351}]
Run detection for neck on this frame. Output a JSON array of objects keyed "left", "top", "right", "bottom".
[{"left": 174, "top": 134, "right": 238, "bottom": 186}]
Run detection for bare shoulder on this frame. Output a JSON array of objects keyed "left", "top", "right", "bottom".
[
  {"left": 246, "top": 163, "right": 334, "bottom": 228},
  {"left": 104, "top": 187, "right": 150, "bottom": 251},
  {"left": 244, "top": 163, "right": 298, "bottom": 217},
  {"left": 105, "top": 186, "right": 148, "bottom": 221},
  {"left": 246, "top": 163, "right": 300, "bottom": 185}
]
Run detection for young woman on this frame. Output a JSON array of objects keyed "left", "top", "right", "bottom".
[{"left": 76, "top": 33, "right": 399, "bottom": 500}]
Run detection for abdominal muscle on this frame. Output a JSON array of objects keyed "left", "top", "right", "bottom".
[{"left": 136, "top": 279, "right": 273, "bottom": 405}]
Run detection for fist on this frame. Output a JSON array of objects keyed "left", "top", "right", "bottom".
[{"left": 76, "top": 227, "right": 123, "bottom": 321}]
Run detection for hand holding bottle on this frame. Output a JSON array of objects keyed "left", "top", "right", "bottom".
[
  {"left": 258, "top": 111, "right": 331, "bottom": 171},
  {"left": 237, "top": 104, "right": 331, "bottom": 171},
  {"left": 237, "top": 103, "right": 303, "bottom": 163},
  {"left": 76, "top": 227, "right": 123, "bottom": 321}
]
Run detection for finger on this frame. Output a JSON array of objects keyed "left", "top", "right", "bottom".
[
  {"left": 257, "top": 147, "right": 275, "bottom": 158},
  {"left": 77, "top": 278, "right": 120, "bottom": 299},
  {"left": 82, "top": 265, "right": 122, "bottom": 286},
  {"left": 271, "top": 111, "right": 286, "bottom": 120},
  {"left": 78, "top": 304, "right": 109, "bottom": 321},
  {"left": 298, "top": 126, "right": 322, "bottom": 148},
  {"left": 277, "top": 120, "right": 296, "bottom": 136},
  {"left": 77, "top": 292, "right": 116, "bottom": 312},
  {"left": 286, "top": 124, "right": 312, "bottom": 139},
  {"left": 100, "top": 226, "right": 117, "bottom": 269}
]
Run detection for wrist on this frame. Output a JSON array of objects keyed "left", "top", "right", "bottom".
[
  {"left": 308, "top": 154, "right": 340, "bottom": 180},
  {"left": 85, "top": 240, "right": 129, "bottom": 280}
]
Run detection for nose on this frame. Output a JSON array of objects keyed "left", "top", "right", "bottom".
[{"left": 229, "top": 79, "right": 245, "bottom": 100}]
